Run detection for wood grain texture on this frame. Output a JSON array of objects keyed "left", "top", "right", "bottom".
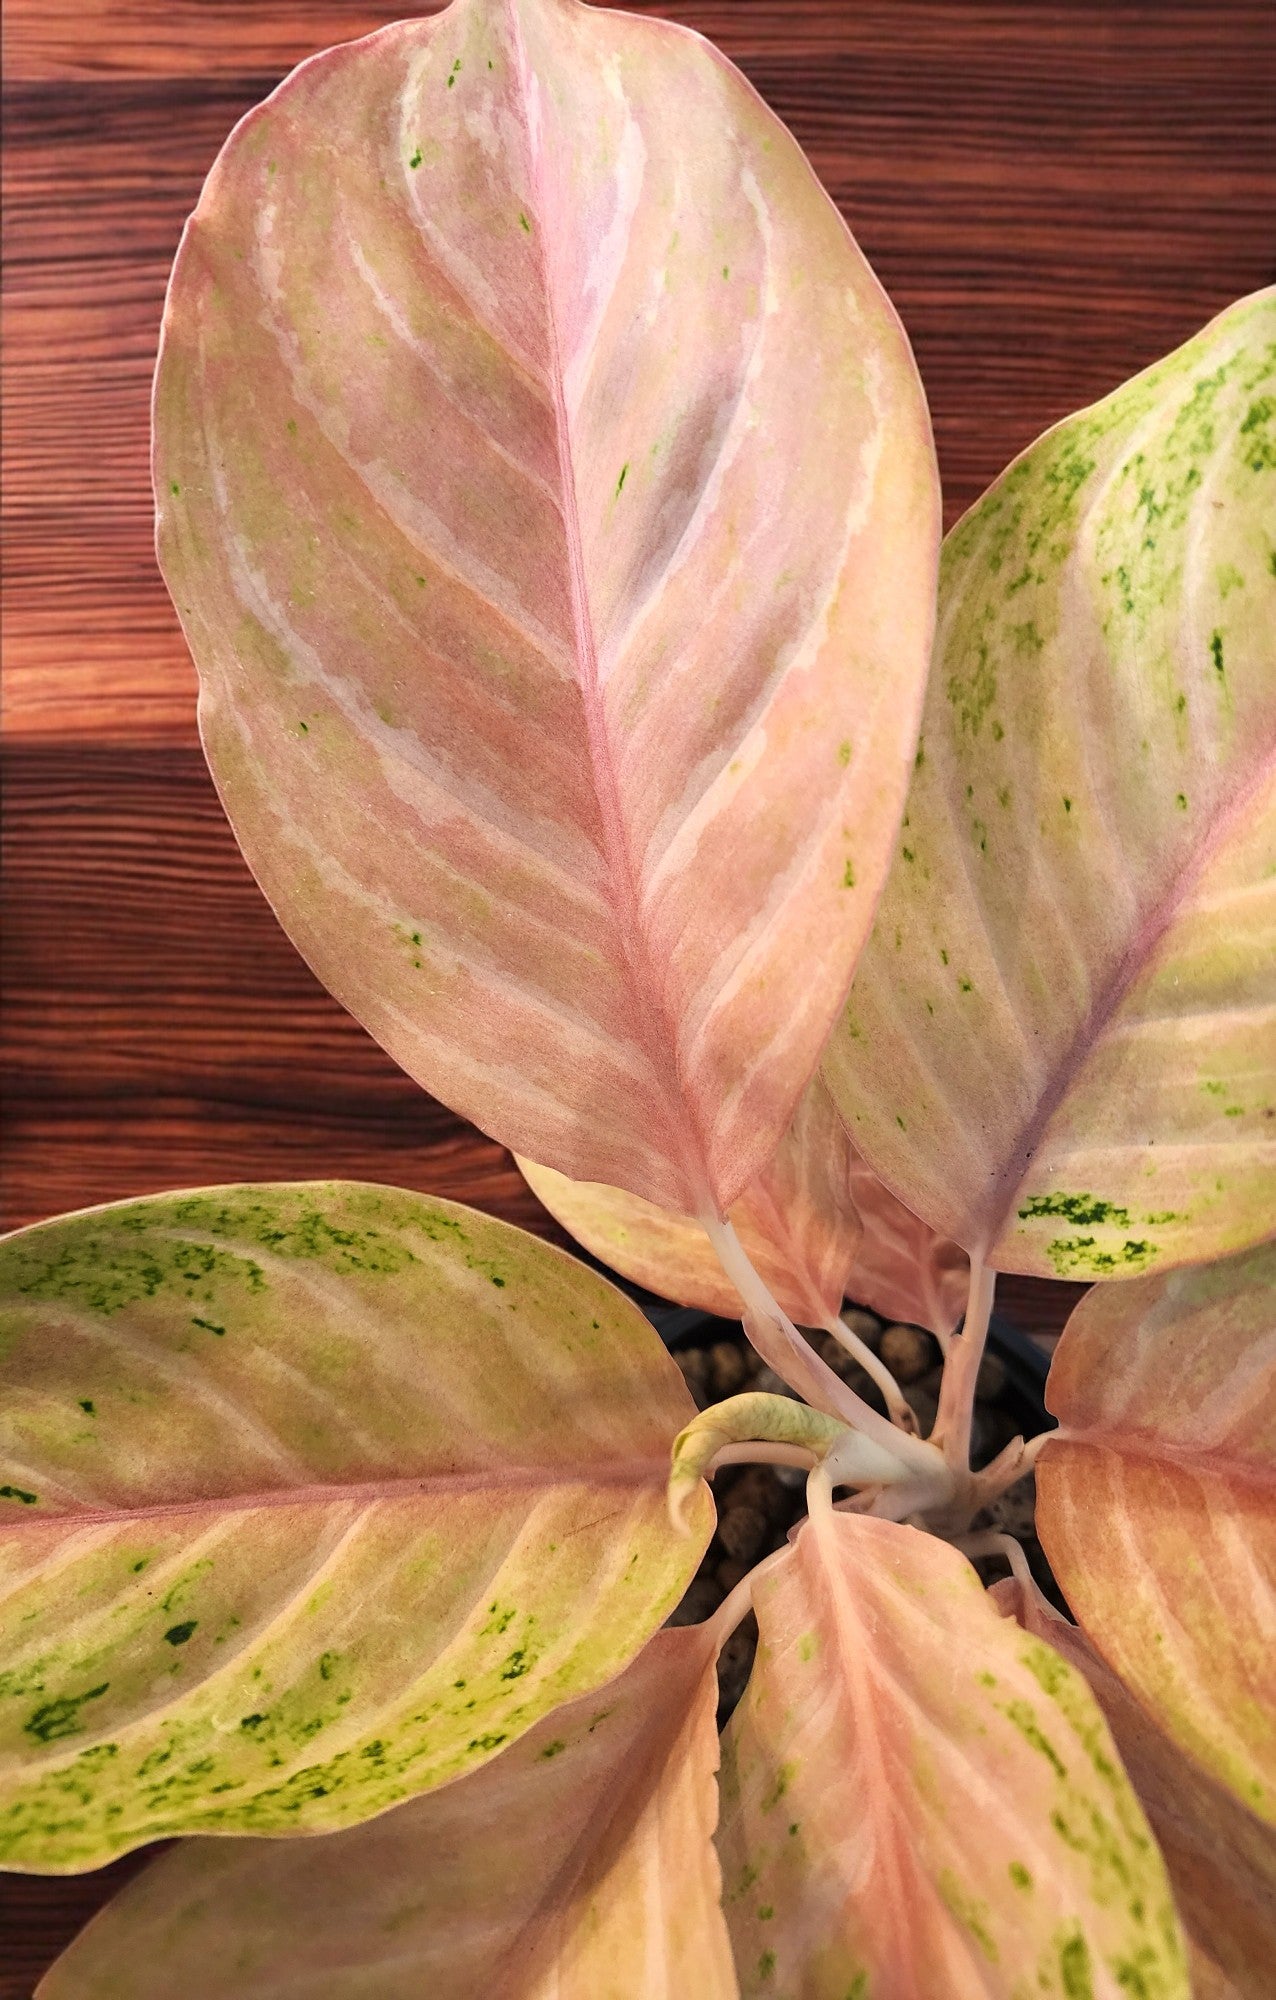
[{"left": 2, "top": 0, "right": 1271, "bottom": 1986}]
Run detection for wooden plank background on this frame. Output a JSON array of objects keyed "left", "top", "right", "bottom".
[{"left": 2, "top": 0, "right": 1273, "bottom": 1987}]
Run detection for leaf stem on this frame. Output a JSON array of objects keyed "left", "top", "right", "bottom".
[
  {"left": 818, "top": 1306, "right": 919, "bottom": 1432},
  {"left": 934, "top": 1252, "right": 995, "bottom": 1473},
  {"left": 707, "top": 1441, "right": 819, "bottom": 1474},
  {"left": 701, "top": 1213, "right": 940, "bottom": 1479},
  {"left": 705, "top": 1545, "right": 790, "bottom": 1652},
  {"left": 950, "top": 1529, "right": 1035, "bottom": 1593}
]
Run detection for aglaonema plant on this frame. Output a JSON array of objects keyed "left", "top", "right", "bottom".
[{"left": 2, "top": 0, "right": 1272, "bottom": 1993}]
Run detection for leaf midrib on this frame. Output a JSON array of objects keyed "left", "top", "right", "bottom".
[
  {"left": 0, "top": 1456, "right": 674, "bottom": 1533},
  {"left": 984, "top": 734, "right": 1276, "bottom": 1256},
  {"left": 505, "top": 0, "right": 715, "bottom": 1212}
]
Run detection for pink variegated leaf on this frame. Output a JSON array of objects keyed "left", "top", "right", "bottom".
[
  {"left": 993, "top": 1578, "right": 1276, "bottom": 2000},
  {"left": 716, "top": 1507, "right": 1187, "bottom": 1999},
  {"left": 154, "top": 0, "right": 938, "bottom": 1221},
  {"left": 1037, "top": 1237, "right": 1276, "bottom": 1824},
  {"left": 844, "top": 1147, "right": 968, "bottom": 1339},
  {"left": 39, "top": 1628, "right": 738, "bottom": 2000},
  {"left": 826, "top": 288, "right": 1276, "bottom": 1278},
  {"left": 518, "top": 1076, "right": 862, "bottom": 1326},
  {"left": 520, "top": 1070, "right": 966, "bottom": 1344}
]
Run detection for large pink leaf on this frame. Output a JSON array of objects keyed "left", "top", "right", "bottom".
[
  {"left": 0, "top": 1184, "right": 711, "bottom": 1869},
  {"left": 826, "top": 288, "right": 1276, "bottom": 1276},
  {"left": 994, "top": 1577, "right": 1276, "bottom": 2000},
  {"left": 153, "top": 0, "right": 939, "bottom": 1220},
  {"left": 39, "top": 1628, "right": 737, "bottom": 1999},
  {"left": 716, "top": 1505, "right": 1187, "bottom": 1998},
  {"left": 1036, "top": 1237, "right": 1276, "bottom": 1824}
]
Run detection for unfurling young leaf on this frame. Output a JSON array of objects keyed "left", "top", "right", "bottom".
[
  {"left": 37, "top": 1628, "right": 738, "bottom": 2000},
  {"left": 826, "top": 287, "right": 1276, "bottom": 1278},
  {"left": 717, "top": 1503, "right": 1188, "bottom": 1999},
  {"left": 0, "top": 1184, "right": 711, "bottom": 1869},
  {"left": 1036, "top": 1236, "right": 1276, "bottom": 1824},
  {"left": 994, "top": 1575, "right": 1276, "bottom": 2000},
  {"left": 154, "top": 0, "right": 939, "bottom": 1225}
]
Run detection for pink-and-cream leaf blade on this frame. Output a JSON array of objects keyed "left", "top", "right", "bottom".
[
  {"left": 826, "top": 288, "right": 1276, "bottom": 1277},
  {"left": 153, "top": 0, "right": 939, "bottom": 1219}
]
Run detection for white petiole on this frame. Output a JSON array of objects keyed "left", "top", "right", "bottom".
[{"left": 701, "top": 1212, "right": 944, "bottom": 1486}]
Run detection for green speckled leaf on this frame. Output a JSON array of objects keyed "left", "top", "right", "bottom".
[
  {"left": 826, "top": 288, "right": 1276, "bottom": 1278},
  {"left": 994, "top": 1576, "right": 1276, "bottom": 2000},
  {"left": 717, "top": 1509, "right": 1188, "bottom": 1998},
  {"left": 0, "top": 1183, "right": 711, "bottom": 1872},
  {"left": 39, "top": 1628, "right": 738, "bottom": 2000},
  {"left": 1037, "top": 1237, "right": 1276, "bottom": 1826}
]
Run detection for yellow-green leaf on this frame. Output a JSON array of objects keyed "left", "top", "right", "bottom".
[
  {"left": 38, "top": 1628, "right": 737, "bottom": 1999},
  {"left": 0, "top": 1184, "right": 711, "bottom": 1870},
  {"left": 826, "top": 288, "right": 1276, "bottom": 1278},
  {"left": 994, "top": 1576, "right": 1276, "bottom": 2000}
]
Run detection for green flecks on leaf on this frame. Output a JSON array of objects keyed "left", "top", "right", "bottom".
[
  {"left": 761, "top": 1761, "right": 796, "bottom": 1811},
  {"left": 518, "top": 211, "right": 530, "bottom": 233},
  {"left": 756, "top": 1950, "right": 777, "bottom": 1981},
  {"left": 164, "top": 1622, "right": 198, "bottom": 1647},
  {"left": 500, "top": 1647, "right": 533, "bottom": 1681},
  {"left": 170, "top": 481, "right": 180, "bottom": 496},
  {"left": 1210, "top": 630, "right": 1225, "bottom": 677},
  {"left": 78, "top": 1399, "right": 95, "bottom": 1414},
  {"left": 1044, "top": 1235, "right": 1157, "bottom": 1276},
  {"left": 948, "top": 642, "right": 997, "bottom": 735},
  {"left": 838, "top": 739, "right": 852, "bottom": 766},
  {"left": 408, "top": 148, "right": 422, "bottom": 169},
  {"left": 1239, "top": 395, "right": 1275, "bottom": 471},
  {"left": 1175, "top": 792, "right": 1188, "bottom": 810},
  {"left": 447, "top": 59, "right": 461, "bottom": 87},
  {"left": 1063, "top": 797, "right": 1073, "bottom": 814},
  {"left": 842, "top": 860, "right": 856, "bottom": 888},
  {"left": 758, "top": 1904, "right": 775, "bottom": 1921},
  {"left": 24, "top": 1684, "right": 110, "bottom": 1745},
  {"left": 938, "top": 1869, "right": 999, "bottom": 1962},
  {"left": 0, "top": 1484, "right": 38, "bottom": 1505},
  {"left": 5, "top": 1230, "right": 266, "bottom": 1320},
  {"left": 615, "top": 463, "right": 628, "bottom": 496},
  {"left": 940, "top": 948, "right": 949, "bottom": 965},
  {"left": 1009, "top": 1861, "right": 1032, "bottom": 1890},
  {"left": 1058, "top": 1927, "right": 1095, "bottom": 2000},
  {"left": 958, "top": 977, "right": 973, "bottom": 994},
  {"left": 240, "top": 1714, "right": 267, "bottom": 1731},
  {"left": 191, "top": 1316, "right": 225, "bottom": 1336},
  {"left": 1018, "top": 1193, "right": 1130, "bottom": 1228},
  {"left": 895, "top": 1114, "right": 907, "bottom": 1131},
  {"left": 1000, "top": 1698, "right": 1067, "bottom": 1779},
  {"left": 540, "top": 1739, "right": 565, "bottom": 1759}
]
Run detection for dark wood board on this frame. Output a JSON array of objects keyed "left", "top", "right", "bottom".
[{"left": 2, "top": 0, "right": 1273, "bottom": 1988}]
